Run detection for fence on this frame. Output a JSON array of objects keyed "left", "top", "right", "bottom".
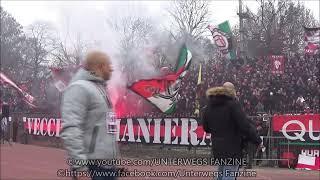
[
  {"left": 1, "top": 113, "right": 317, "bottom": 169},
  {"left": 251, "top": 136, "right": 293, "bottom": 168}
]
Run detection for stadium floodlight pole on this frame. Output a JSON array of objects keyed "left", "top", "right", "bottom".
[
  {"left": 237, "top": 0, "right": 249, "bottom": 64},
  {"left": 239, "top": 0, "right": 244, "bottom": 58}
]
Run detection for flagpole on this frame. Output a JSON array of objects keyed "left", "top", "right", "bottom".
[{"left": 194, "top": 63, "right": 202, "bottom": 116}]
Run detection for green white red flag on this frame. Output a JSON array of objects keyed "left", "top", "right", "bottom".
[
  {"left": 208, "top": 20, "right": 236, "bottom": 60},
  {"left": 129, "top": 45, "right": 192, "bottom": 114}
]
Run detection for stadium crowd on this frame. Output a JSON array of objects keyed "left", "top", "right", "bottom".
[
  {"left": 1, "top": 53, "right": 319, "bottom": 118},
  {"left": 137, "top": 53, "right": 320, "bottom": 118}
]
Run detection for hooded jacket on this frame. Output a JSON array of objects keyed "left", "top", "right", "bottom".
[
  {"left": 60, "top": 68, "right": 118, "bottom": 170},
  {"left": 201, "top": 86, "right": 261, "bottom": 159}
]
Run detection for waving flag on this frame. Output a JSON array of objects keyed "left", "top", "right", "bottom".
[
  {"left": 270, "top": 55, "right": 285, "bottom": 75},
  {"left": 50, "top": 65, "right": 81, "bottom": 92},
  {"left": 208, "top": 21, "right": 236, "bottom": 60},
  {"left": 0, "top": 72, "right": 36, "bottom": 108},
  {"left": 129, "top": 45, "right": 192, "bottom": 114}
]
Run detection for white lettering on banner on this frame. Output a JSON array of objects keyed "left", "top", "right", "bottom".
[
  {"left": 163, "top": 118, "right": 178, "bottom": 144},
  {"left": 189, "top": 118, "right": 199, "bottom": 146},
  {"left": 116, "top": 119, "right": 121, "bottom": 141},
  {"left": 281, "top": 120, "right": 320, "bottom": 141},
  {"left": 301, "top": 149, "right": 320, "bottom": 157},
  {"left": 55, "top": 118, "right": 61, "bottom": 137},
  {"left": 200, "top": 132, "right": 211, "bottom": 146},
  {"left": 153, "top": 119, "right": 161, "bottom": 144},
  {"left": 180, "top": 118, "right": 189, "bottom": 145},
  {"left": 136, "top": 118, "right": 152, "bottom": 143},
  {"left": 26, "top": 117, "right": 33, "bottom": 134},
  {"left": 39, "top": 118, "right": 47, "bottom": 136},
  {"left": 121, "top": 119, "right": 135, "bottom": 142},
  {"left": 116, "top": 118, "right": 210, "bottom": 146},
  {"left": 308, "top": 120, "right": 320, "bottom": 141},
  {"left": 23, "top": 117, "right": 214, "bottom": 146},
  {"left": 164, "top": 118, "right": 172, "bottom": 144},
  {"left": 34, "top": 118, "right": 41, "bottom": 135},
  {"left": 24, "top": 117, "right": 61, "bottom": 137},
  {"left": 136, "top": 125, "right": 141, "bottom": 142}
]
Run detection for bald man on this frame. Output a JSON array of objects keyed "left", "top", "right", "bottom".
[
  {"left": 60, "top": 51, "right": 119, "bottom": 180},
  {"left": 84, "top": 51, "right": 113, "bottom": 81},
  {"left": 223, "top": 82, "right": 236, "bottom": 97}
]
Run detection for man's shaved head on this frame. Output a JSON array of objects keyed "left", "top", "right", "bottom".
[
  {"left": 83, "top": 51, "right": 113, "bottom": 80},
  {"left": 84, "top": 51, "right": 110, "bottom": 71},
  {"left": 223, "top": 82, "right": 235, "bottom": 90},
  {"left": 223, "top": 82, "right": 236, "bottom": 96}
]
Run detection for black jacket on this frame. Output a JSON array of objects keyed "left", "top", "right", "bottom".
[
  {"left": 201, "top": 87, "right": 262, "bottom": 159},
  {"left": 2, "top": 104, "right": 10, "bottom": 117}
]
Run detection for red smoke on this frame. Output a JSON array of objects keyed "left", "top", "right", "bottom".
[{"left": 108, "top": 84, "right": 154, "bottom": 118}]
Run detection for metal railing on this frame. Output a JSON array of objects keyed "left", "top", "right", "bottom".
[
  {"left": 251, "top": 136, "right": 293, "bottom": 168},
  {"left": 3, "top": 113, "right": 314, "bottom": 169}
]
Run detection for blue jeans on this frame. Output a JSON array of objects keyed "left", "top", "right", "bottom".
[
  {"left": 216, "top": 165, "right": 239, "bottom": 180},
  {"left": 88, "top": 165, "right": 118, "bottom": 180}
]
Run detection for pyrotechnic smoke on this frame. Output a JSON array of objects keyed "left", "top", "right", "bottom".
[
  {"left": 43, "top": 1, "right": 214, "bottom": 109},
  {"left": 55, "top": 2, "right": 163, "bottom": 104}
]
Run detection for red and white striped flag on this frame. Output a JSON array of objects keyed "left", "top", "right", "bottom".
[{"left": 0, "top": 72, "right": 36, "bottom": 108}]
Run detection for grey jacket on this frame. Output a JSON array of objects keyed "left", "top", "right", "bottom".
[{"left": 60, "top": 68, "right": 118, "bottom": 169}]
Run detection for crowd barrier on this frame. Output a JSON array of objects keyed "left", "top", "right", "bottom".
[{"left": 1, "top": 113, "right": 319, "bottom": 169}]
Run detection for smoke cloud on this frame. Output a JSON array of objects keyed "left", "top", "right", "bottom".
[{"left": 53, "top": 2, "right": 165, "bottom": 104}]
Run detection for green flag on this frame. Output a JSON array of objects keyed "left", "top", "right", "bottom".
[
  {"left": 208, "top": 20, "right": 236, "bottom": 60},
  {"left": 129, "top": 45, "right": 192, "bottom": 114}
]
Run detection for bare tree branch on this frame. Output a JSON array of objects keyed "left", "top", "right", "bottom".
[{"left": 168, "top": 0, "right": 210, "bottom": 41}]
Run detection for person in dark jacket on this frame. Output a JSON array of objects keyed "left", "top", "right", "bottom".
[
  {"left": 1, "top": 102, "right": 12, "bottom": 145},
  {"left": 202, "top": 82, "right": 262, "bottom": 180},
  {"left": 246, "top": 120, "right": 262, "bottom": 169}
]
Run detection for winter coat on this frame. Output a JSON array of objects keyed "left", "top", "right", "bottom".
[
  {"left": 60, "top": 68, "right": 118, "bottom": 170},
  {"left": 202, "top": 86, "right": 262, "bottom": 159}
]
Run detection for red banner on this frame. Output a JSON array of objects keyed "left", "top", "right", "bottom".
[
  {"left": 272, "top": 114, "right": 320, "bottom": 132},
  {"left": 304, "top": 26, "right": 320, "bottom": 56},
  {"left": 23, "top": 117, "right": 61, "bottom": 137},
  {"left": 22, "top": 116, "right": 211, "bottom": 146},
  {"left": 305, "top": 43, "right": 319, "bottom": 55},
  {"left": 272, "top": 114, "right": 320, "bottom": 142},
  {"left": 270, "top": 55, "right": 285, "bottom": 75}
]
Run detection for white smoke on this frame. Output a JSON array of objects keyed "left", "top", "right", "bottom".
[
  {"left": 53, "top": 1, "right": 165, "bottom": 103},
  {"left": 49, "top": 1, "right": 214, "bottom": 105}
]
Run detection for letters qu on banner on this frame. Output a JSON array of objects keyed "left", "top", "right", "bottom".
[{"left": 272, "top": 114, "right": 320, "bottom": 142}]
